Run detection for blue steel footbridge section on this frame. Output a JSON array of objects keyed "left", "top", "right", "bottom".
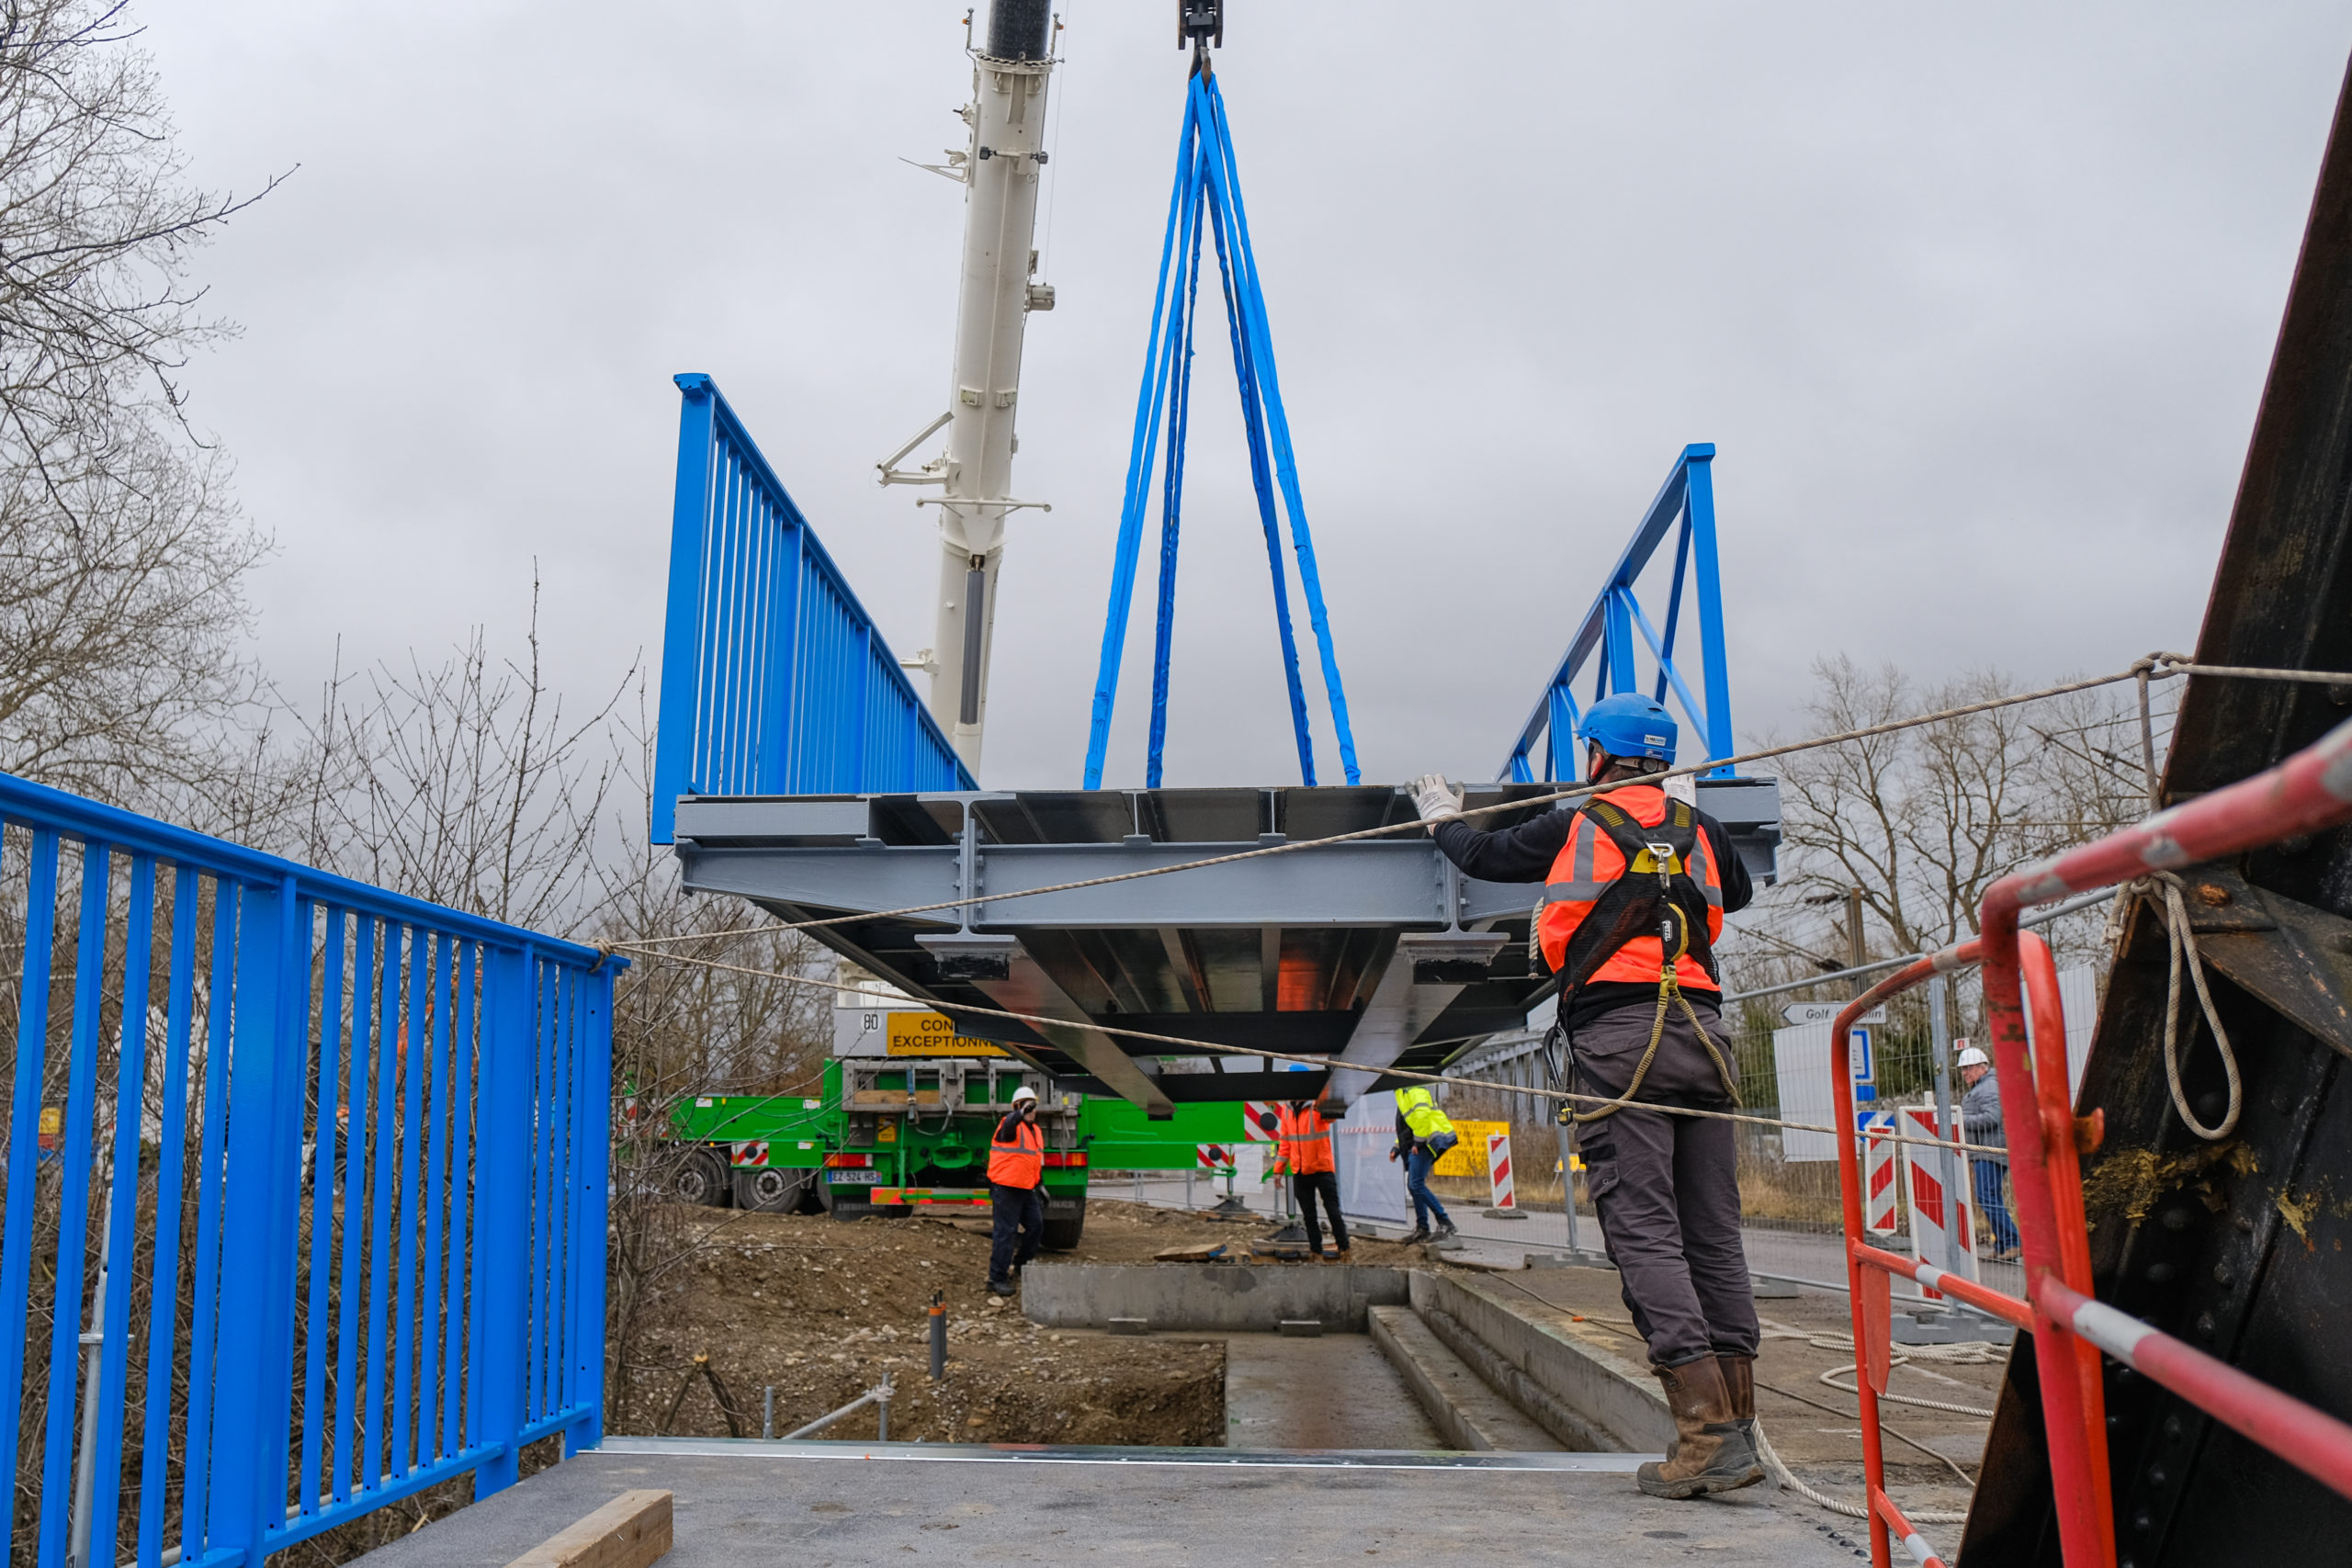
[{"left": 0, "top": 771, "right": 616, "bottom": 1568}]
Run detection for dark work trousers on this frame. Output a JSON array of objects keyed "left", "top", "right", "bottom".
[
  {"left": 1293, "top": 1171, "right": 1348, "bottom": 1254},
  {"left": 1572, "top": 998, "right": 1760, "bottom": 1368},
  {"left": 988, "top": 1182, "right": 1045, "bottom": 1287}
]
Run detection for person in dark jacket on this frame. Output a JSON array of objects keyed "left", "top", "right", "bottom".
[
  {"left": 1956, "top": 1046, "right": 2019, "bottom": 1258},
  {"left": 1410, "top": 693, "right": 1762, "bottom": 1500}
]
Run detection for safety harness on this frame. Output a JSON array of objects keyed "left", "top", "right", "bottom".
[{"left": 1553, "top": 797, "right": 1740, "bottom": 1123}]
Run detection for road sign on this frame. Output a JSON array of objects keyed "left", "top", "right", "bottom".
[
  {"left": 1851, "top": 1025, "right": 1876, "bottom": 1102},
  {"left": 884, "top": 1010, "right": 1009, "bottom": 1057},
  {"left": 1782, "top": 1002, "right": 1888, "bottom": 1026}
]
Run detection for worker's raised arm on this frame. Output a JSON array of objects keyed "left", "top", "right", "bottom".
[{"left": 1408, "top": 773, "right": 1575, "bottom": 882}]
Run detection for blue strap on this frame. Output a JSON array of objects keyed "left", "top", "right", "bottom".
[{"left": 1083, "top": 68, "right": 1360, "bottom": 789}]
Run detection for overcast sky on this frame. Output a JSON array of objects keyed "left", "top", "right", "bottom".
[{"left": 141, "top": 2, "right": 2350, "bottom": 796}]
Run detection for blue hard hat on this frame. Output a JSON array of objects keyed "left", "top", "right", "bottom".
[{"left": 1578, "top": 694, "right": 1678, "bottom": 763}]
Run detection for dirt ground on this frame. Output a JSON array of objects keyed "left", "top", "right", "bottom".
[{"left": 616, "top": 1198, "right": 1421, "bottom": 1448}]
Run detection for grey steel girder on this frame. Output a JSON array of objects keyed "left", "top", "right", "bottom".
[{"left": 670, "top": 779, "right": 1781, "bottom": 1115}]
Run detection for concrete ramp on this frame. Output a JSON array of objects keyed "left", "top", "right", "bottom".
[{"left": 352, "top": 1441, "right": 1850, "bottom": 1567}]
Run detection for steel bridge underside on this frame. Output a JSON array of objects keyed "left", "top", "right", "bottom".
[{"left": 673, "top": 778, "right": 1780, "bottom": 1117}]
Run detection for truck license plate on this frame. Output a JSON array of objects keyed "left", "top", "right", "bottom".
[{"left": 829, "top": 1170, "right": 883, "bottom": 1185}]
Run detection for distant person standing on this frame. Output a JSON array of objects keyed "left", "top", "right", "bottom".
[
  {"left": 985, "top": 1085, "right": 1046, "bottom": 1296},
  {"left": 1957, "top": 1046, "right": 2020, "bottom": 1260},
  {"left": 1270, "top": 1100, "right": 1349, "bottom": 1260},
  {"left": 1389, "top": 1085, "right": 1460, "bottom": 1244}
]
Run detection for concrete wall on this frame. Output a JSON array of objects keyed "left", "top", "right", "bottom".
[
  {"left": 1022, "top": 1264, "right": 1410, "bottom": 1332},
  {"left": 1408, "top": 1271, "right": 1672, "bottom": 1451}
]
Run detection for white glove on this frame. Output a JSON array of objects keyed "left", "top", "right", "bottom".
[{"left": 1409, "top": 773, "right": 1463, "bottom": 822}]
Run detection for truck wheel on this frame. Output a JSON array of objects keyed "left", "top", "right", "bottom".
[
  {"left": 673, "top": 1148, "right": 731, "bottom": 1208},
  {"left": 734, "top": 1166, "right": 808, "bottom": 1213},
  {"left": 1041, "top": 1198, "right": 1086, "bottom": 1251}
]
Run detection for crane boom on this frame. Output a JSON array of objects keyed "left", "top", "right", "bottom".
[{"left": 881, "top": 0, "right": 1058, "bottom": 773}]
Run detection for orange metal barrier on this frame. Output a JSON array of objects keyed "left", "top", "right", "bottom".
[{"left": 1827, "top": 716, "right": 2352, "bottom": 1568}]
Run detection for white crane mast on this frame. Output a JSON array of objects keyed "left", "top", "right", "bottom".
[{"left": 878, "top": 0, "right": 1058, "bottom": 773}]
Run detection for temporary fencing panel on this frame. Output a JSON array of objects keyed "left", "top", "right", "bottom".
[
  {"left": 650, "top": 374, "right": 975, "bottom": 843},
  {"left": 0, "top": 769, "right": 616, "bottom": 1568},
  {"left": 1333, "top": 1091, "right": 1410, "bottom": 1226},
  {"left": 1894, "top": 1102, "right": 1975, "bottom": 1296}
]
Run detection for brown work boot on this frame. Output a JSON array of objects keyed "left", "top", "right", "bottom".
[
  {"left": 1719, "top": 1352, "right": 1758, "bottom": 1442},
  {"left": 1636, "top": 1357, "right": 1764, "bottom": 1499}
]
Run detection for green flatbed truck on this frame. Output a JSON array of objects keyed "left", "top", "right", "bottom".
[{"left": 661, "top": 1001, "right": 1244, "bottom": 1251}]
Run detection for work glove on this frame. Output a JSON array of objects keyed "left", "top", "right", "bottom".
[{"left": 1409, "top": 773, "right": 1463, "bottom": 823}]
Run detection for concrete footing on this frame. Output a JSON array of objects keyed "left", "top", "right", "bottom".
[{"left": 1021, "top": 1263, "right": 1408, "bottom": 1332}]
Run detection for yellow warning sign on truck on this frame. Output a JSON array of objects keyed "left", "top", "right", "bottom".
[{"left": 885, "top": 1011, "right": 1008, "bottom": 1057}]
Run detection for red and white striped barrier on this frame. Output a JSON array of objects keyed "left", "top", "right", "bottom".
[
  {"left": 1487, "top": 1131, "right": 1517, "bottom": 1211},
  {"left": 1861, "top": 1111, "right": 1898, "bottom": 1235},
  {"left": 1895, "top": 1102, "right": 1974, "bottom": 1295}
]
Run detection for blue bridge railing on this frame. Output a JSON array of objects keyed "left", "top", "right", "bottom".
[
  {"left": 651, "top": 373, "right": 976, "bottom": 843},
  {"left": 0, "top": 771, "right": 616, "bottom": 1568},
  {"left": 1498, "top": 443, "right": 1737, "bottom": 783}
]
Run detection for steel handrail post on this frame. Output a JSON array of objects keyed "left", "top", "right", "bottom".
[
  {"left": 1834, "top": 949, "right": 1966, "bottom": 1568},
  {"left": 2019, "top": 937, "right": 2115, "bottom": 1547},
  {"left": 472, "top": 942, "right": 536, "bottom": 1495},
  {"left": 571, "top": 962, "right": 616, "bottom": 1454},
  {"left": 1977, "top": 910, "right": 2113, "bottom": 1568}
]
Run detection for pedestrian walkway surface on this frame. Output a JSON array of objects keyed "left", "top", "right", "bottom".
[{"left": 358, "top": 1441, "right": 1853, "bottom": 1567}]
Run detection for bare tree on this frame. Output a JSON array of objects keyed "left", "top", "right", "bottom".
[
  {"left": 0, "top": 0, "right": 279, "bottom": 479},
  {"left": 1740, "top": 656, "right": 2171, "bottom": 975},
  {"left": 0, "top": 433, "right": 264, "bottom": 798}
]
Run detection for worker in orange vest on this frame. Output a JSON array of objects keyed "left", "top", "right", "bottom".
[
  {"left": 1268, "top": 1100, "right": 1348, "bottom": 1259},
  {"left": 985, "top": 1084, "right": 1046, "bottom": 1297},
  {"left": 1412, "top": 693, "right": 1762, "bottom": 1500}
]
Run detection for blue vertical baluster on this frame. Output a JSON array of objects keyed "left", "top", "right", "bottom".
[
  {"left": 556, "top": 968, "right": 582, "bottom": 1421},
  {"left": 392, "top": 929, "right": 429, "bottom": 1475},
  {"left": 299, "top": 908, "right": 348, "bottom": 1517},
  {"left": 444, "top": 942, "right": 476, "bottom": 1456},
  {"left": 1682, "top": 447, "right": 1735, "bottom": 773},
  {"left": 419, "top": 934, "right": 452, "bottom": 1458},
  {"left": 182, "top": 884, "right": 237, "bottom": 1559},
  {"left": 136, "top": 867, "right": 199, "bottom": 1567},
  {"left": 472, "top": 942, "right": 534, "bottom": 1497},
  {"left": 364, "top": 922, "right": 401, "bottom": 1492},
  {"left": 572, "top": 963, "right": 615, "bottom": 1450},
  {"left": 0, "top": 829, "right": 59, "bottom": 1568},
  {"left": 90, "top": 856, "right": 158, "bottom": 1563},
  {"left": 41, "top": 845, "right": 115, "bottom": 1568},
  {"left": 336, "top": 916, "right": 377, "bottom": 1504},
  {"left": 530, "top": 958, "right": 558, "bottom": 1422}
]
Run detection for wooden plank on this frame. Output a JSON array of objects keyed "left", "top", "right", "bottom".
[{"left": 505, "top": 1489, "right": 673, "bottom": 1568}]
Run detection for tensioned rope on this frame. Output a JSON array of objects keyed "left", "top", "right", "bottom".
[{"left": 619, "top": 652, "right": 2345, "bottom": 950}]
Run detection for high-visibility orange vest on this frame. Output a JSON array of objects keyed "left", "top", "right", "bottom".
[
  {"left": 1275, "top": 1104, "right": 1335, "bottom": 1176},
  {"left": 988, "top": 1116, "right": 1044, "bottom": 1188},
  {"left": 1535, "top": 784, "right": 1724, "bottom": 994}
]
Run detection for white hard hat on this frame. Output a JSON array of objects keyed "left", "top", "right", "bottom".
[
  {"left": 1955, "top": 1047, "right": 1989, "bottom": 1069},
  {"left": 1011, "top": 1085, "right": 1039, "bottom": 1105}
]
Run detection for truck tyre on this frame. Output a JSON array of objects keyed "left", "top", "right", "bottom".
[
  {"left": 734, "top": 1166, "right": 809, "bottom": 1213},
  {"left": 1041, "top": 1197, "right": 1086, "bottom": 1251},
  {"left": 673, "top": 1148, "right": 731, "bottom": 1208}
]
